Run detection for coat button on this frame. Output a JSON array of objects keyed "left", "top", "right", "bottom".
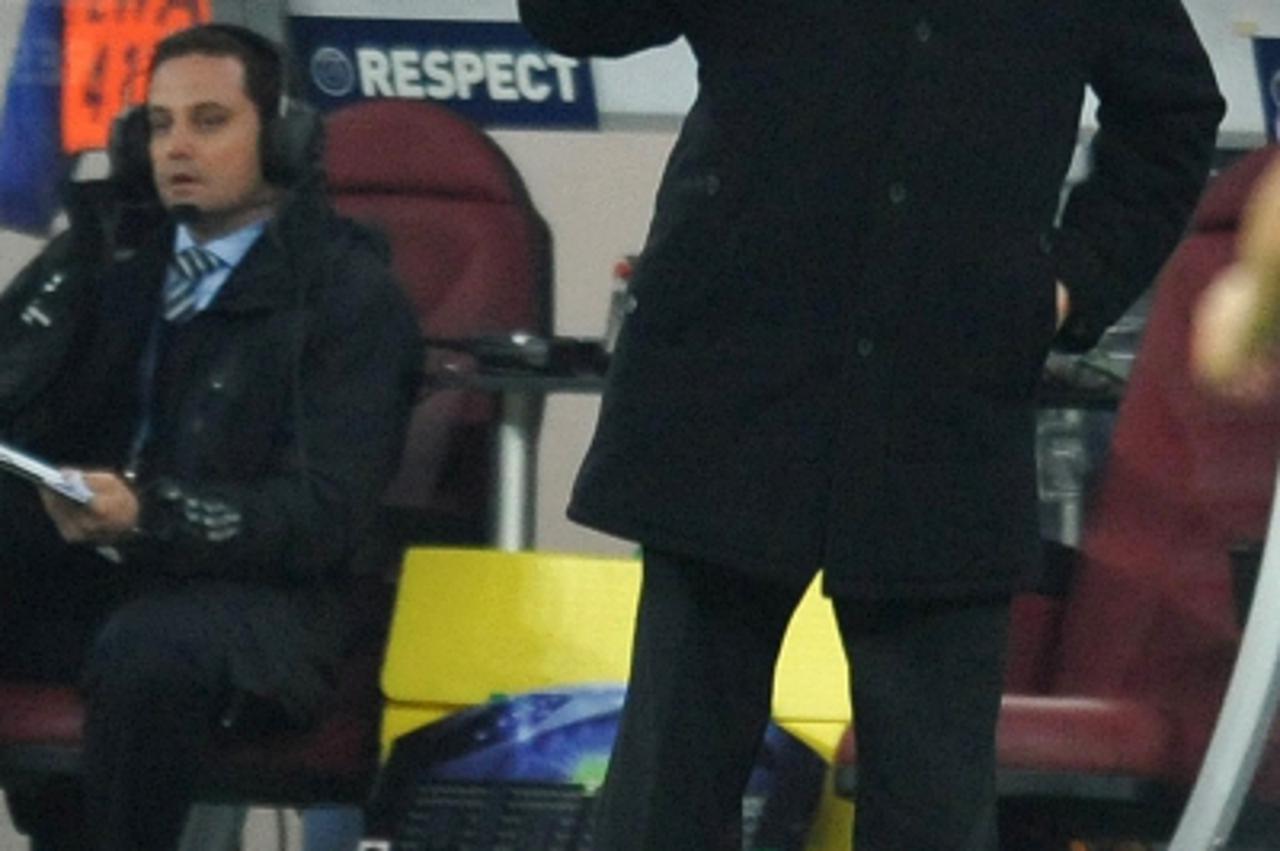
[
  {"left": 1038, "top": 232, "right": 1054, "bottom": 255},
  {"left": 914, "top": 19, "right": 933, "bottom": 43},
  {"left": 705, "top": 173, "right": 722, "bottom": 197},
  {"left": 888, "top": 182, "right": 908, "bottom": 205},
  {"left": 857, "top": 338, "right": 875, "bottom": 358}
]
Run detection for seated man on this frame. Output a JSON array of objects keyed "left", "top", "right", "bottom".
[{"left": 0, "top": 24, "right": 422, "bottom": 851}]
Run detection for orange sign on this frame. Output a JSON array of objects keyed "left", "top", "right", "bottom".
[{"left": 61, "top": 0, "right": 211, "bottom": 153}]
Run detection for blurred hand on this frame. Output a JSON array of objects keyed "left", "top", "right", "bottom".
[
  {"left": 1239, "top": 159, "right": 1280, "bottom": 298},
  {"left": 1191, "top": 263, "right": 1280, "bottom": 401},
  {"left": 39, "top": 471, "right": 140, "bottom": 544},
  {"left": 1055, "top": 281, "right": 1071, "bottom": 330},
  {"left": 1190, "top": 158, "right": 1280, "bottom": 401}
]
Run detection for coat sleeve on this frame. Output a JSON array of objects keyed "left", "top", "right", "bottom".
[
  {"left": 518, "top": 0, "right": 684, "bottom": 58},
  {"left": 132, "top": 239, "right": 423, "bottom": 583},
  {"left": 1050, "top": 0, "right": 1225, "bottom": 352}
]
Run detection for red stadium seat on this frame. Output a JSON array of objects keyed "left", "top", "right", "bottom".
[{"left": 326, "top": 98, "right": 553, "bottom": 549}]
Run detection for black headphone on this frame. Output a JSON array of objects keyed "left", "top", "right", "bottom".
[{"left": 108, "top": 24, "right": 322, "bottom": 196}]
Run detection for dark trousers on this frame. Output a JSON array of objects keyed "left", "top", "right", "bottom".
[
  {"left": 0, "top": 480, "right": 320, "bottom": 851},
  {"left": 5, "top": 587, "right": 232, "bottom": 851},
  {"left": 591, "top": 548, "right": 1010, "bottom": 851}
]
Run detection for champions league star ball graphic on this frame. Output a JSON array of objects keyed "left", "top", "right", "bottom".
[{"left": 372, "top": 686, "right": 825, "bottom": 850}]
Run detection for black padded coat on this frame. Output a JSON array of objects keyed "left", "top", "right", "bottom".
[{"left": 18, "top": 194, "right": 421, "bottom": 715}]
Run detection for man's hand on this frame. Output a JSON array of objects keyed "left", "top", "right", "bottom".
[
  {"left": 1055, "top": 281, "right": 1071, "bottom": 330},
  {"left": 1192, "top": 159, "right": 1280, "bottom": 401},
  {"left": 39, "top": 471, "right": 140, "bottom": 544},
  {"left": 1192, "top": 264, "right": 1280, "bottom": 400}
]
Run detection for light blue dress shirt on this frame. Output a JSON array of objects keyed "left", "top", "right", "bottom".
[{"left": 167, "top": 219, "right": 268, "bottom": 317}]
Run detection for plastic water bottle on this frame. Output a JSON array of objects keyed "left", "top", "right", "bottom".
[{"left": 603, "top": 256, "right": 635, "bottom": 353}]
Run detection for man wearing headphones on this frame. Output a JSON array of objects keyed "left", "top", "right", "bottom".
[{"left": 0, "top": 24, "right": 421, "bottom": 850}]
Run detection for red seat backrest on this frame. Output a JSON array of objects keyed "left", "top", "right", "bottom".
[
  {"left": 323, "top": 100, "right": 551, "bottom": 529},
  {"left": 1051, "top": 145, "right": 1280, "bottom": 782}
]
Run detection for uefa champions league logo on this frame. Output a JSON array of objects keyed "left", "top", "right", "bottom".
[{"left": 310, "top": 47, "right": 356, "bottom": 98}]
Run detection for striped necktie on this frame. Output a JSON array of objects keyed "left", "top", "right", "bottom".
[{"left": 164, "top": 245, "right": 222, "bottom": 323}]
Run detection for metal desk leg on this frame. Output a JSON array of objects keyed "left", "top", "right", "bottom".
[
  {"left": 491, "top": 390, "right": 539, "bottom": 551},
  {"left": 1168, "top": 467, "right": 1280, "bottom": 850}
]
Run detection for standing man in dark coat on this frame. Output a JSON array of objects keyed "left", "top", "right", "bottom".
[
  {"left": 0, "top": 24, "right": 421, "bottom": 851},
  {"left": 519, "top": 2, "right": 1225, "bottom": 848}
]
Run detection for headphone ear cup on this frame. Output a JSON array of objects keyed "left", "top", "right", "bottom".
[
  {"left": 107, "top": 106, "right": 157, "bottom": 203},
  {"left": 262, "top": 99, "right": 322, "bottom": 186}
]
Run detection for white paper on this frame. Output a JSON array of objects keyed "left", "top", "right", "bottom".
[{"left": 0, "top": 440, "right": 94, "bottom": 504}]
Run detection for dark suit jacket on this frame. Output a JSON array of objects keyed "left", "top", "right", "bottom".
[
  {"left": 520, "top": 0, "right": 1225, "bottom": 597},
  {"left": 18, "top": 194, "right": 422, "bottom": 715}
]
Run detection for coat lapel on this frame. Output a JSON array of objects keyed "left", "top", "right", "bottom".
[{"left": 205, "top": 230, "right": 301, "bottom": 315}]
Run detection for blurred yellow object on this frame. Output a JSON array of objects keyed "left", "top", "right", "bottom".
[
  {"left": 1239, "top": 157, "right": 1280, "bottom": 299},
  {"left": 381, "top": 548, "right": 640, "bottom": 714},
  {"left": 379, "top": 546, "right": 852, "bottom": 849},
  {"left": 1193, "top": 263, "right": 1268, "bottom": 387},
  {"left": 1237, "top": 157, "right": 1280, "bottom": 355},
  {"left": 1193, "top": 158, "right": 1280, "bottom": 391}
]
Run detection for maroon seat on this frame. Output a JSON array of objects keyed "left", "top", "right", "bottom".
[
  {"left": 327, "top": 99, "right": 552, "bottom": 547},
  {"left": 0, "top": 99, "right": 550, "bottom": 813},
  {"left": 0, "top": 661, "right": 377, "bottom": 804},
  {"left": 835, "top": 145, "right": 1280, "bottom": 846}
]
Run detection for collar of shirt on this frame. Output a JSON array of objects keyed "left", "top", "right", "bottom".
[{"left": 168, "top": 219, "right": 269, "bottom": 316}]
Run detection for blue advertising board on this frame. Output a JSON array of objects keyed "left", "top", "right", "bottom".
[
  {"left": 288, "top": 16, "right": 598, "bottom": 130},
  {"left": 1254, "top": 36, "right": 1280, "bottom": 143},
  {"left": 0, "top": 0, "right": 62, "bottom": 233}
]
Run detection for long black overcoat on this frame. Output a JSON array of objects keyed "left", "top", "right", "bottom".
[{"left": 520, "top": 0, "right": 1225, "bottom": 598}]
